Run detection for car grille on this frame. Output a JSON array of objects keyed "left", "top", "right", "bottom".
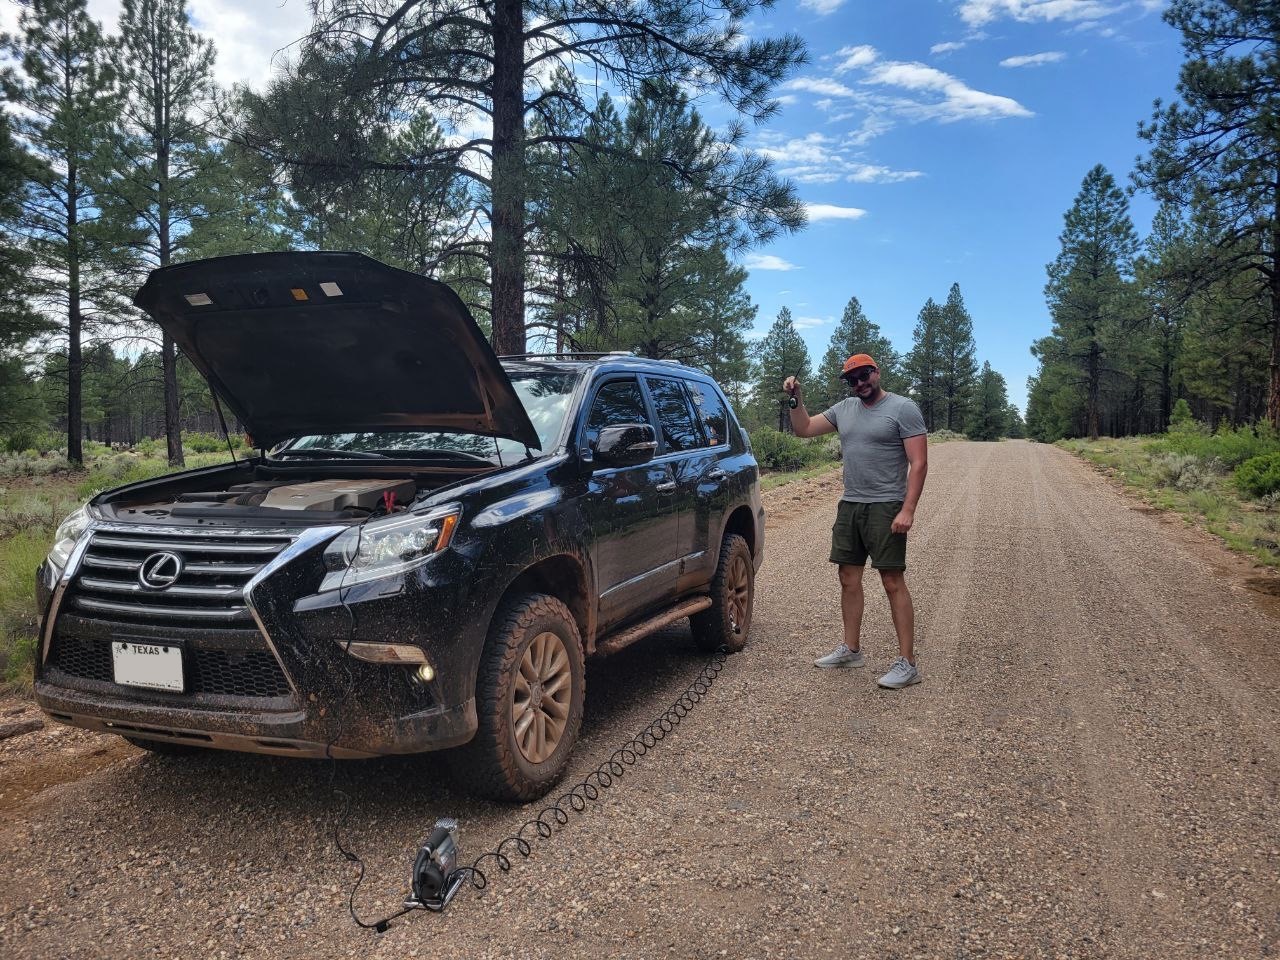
[
  {"left": 66, "top": 528, "right": 293, "bottom": 627},
  {"left": 50, "top": 528, "right": 297, "bottom": 701},
  {"left": 49, "top": 634, "right": 292, "bottom": 699}
]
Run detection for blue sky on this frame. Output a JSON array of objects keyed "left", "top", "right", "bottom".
[
  {"left": 2, "top": 0, "right": 1184, "bottom": 412},
  {"left": 733, "top": 0, "right": 1181, "bottom": 412}
]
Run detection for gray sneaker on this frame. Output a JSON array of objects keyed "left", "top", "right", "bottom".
[
  {"left": 814, "top": 643, "right": 865, "bottom": 669},
  {"left": 877, "top": 656, "right": 921, "bottom": 689}
]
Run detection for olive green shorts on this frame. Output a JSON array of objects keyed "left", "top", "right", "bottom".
[{"left": 830, "top": 500, "right": 907, "bottom": 570}]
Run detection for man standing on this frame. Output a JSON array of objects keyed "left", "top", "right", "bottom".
[{"left": 783, "top": 354, "right": 928, "bottom": 689}]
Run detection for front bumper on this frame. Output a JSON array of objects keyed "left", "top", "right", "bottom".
[
  {"left": 35, "top": 681, "right": 476, "bottom": 758},
  {"left": 34, "top": 522, "right": 493, "bottom": 757}
]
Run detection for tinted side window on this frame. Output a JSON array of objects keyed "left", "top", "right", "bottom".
[
  {"left": 686, "top": 381, "right": 729, "bottom": 449},
  {"left": 645, "top": 377, "right": 701, "bottom": 453},
  {"left": 586, "top": 378, "right": 649, "bottom": 434}
]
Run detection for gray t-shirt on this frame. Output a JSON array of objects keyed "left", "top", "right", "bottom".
[{"left": 822, "top": 392, "right": 927, "bottom": 502}]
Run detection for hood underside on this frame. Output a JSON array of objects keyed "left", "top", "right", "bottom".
[{"left": 133, "top": 252, "right": 540, "bottom": 449}]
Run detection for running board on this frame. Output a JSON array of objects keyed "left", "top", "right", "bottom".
[{"left": 593, "top": 597, "right": 713, "bottom": 657}]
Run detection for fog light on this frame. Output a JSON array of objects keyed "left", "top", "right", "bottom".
[{"left": 415, "top": 663, "right": 435, "bottom": 683}]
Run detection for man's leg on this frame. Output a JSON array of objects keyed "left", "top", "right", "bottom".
[
  {"left": 879, "top": 570, "right": 915, "bottom": 664},
  {"left": 839, "top": 563, "right": 865, "bottom": 651}
]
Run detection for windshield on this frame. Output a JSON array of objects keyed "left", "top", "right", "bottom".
[{"left": 281, "top": 371, "right": 579, "bottom": 462}]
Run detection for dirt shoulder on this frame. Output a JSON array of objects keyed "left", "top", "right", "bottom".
[{"left": 3, "top": 445, "right": 1278, "bottom": 959}]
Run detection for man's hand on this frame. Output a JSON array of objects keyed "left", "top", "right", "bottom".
[
  {"left": 891, "top": 508, "right": 914, "bottom": 535},
  {"left": 783, "top": 376, "right": 802, "bottom": 402}
]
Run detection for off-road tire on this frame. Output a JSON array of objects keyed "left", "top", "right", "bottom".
[
  {"left": 448, "top": 593, "right": 585, "bottom": 802},
  {"left": 690, "top": 534, "right": 754, "bottom": 654},
  {"left": 122, "top": 736, "right": 203, "bottom": 756}
]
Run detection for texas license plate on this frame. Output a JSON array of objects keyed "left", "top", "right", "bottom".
[{"left": 112, "top": 641, "right": 184, "bottom": 692}]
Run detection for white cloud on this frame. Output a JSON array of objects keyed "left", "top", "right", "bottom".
[
  {"left": 0, "top": 0, "right": 314, "bottom": 92},
  {"left": 755, "top": 132, "right": 922, "bottom": 184},
  {"left": 931, "top": 41, "right": 967, "bottom": 54},
  {"left": 805, "top": 203, "right": 868, "bottom": 222},
  {"left": 863, "top": 60, "right": 1032, "bottom": 120},
  {"left": 794, "top": 316, "right": 830, "bottom": 330},
  {"left": 784, "top": 76, "right": 858, "bottom": 98},
  {"left": 743, "top": 254, "right": 800, "bottom": 271},
  {"left": 1000, "top": 51, "right": 1067, "bottom": 67},
  {"left": 834, "top": 44, "right": 879, "bottom": 73},
  {"left": 800, "top": 0, "right": 848, "bottom": 13},
  {"left": 959, "top": 0, "right": 1120, "bottom": 27}
]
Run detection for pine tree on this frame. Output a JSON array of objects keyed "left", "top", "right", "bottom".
[
  {"left": 1043, "top": 165, "right": 1139, "bottom": 439},
  {"left": 105, "top": 0, "right": 219, "bottom": 466},
  {"left": 965, "top": 361, "right": 1009, "bottom": 441},
  {"left": 905, "top": 298, "right": 945, "bottom": 431},
  {"left": 749, "top": 307, "right": 810, "bottom": 432},
  {"left": 812, "top": 296, "right": 900, "bottom": 412},
  {"left": 245, "top": 0, "right": 806, "bottom": 354},
  {"left": 1135, "top": 0, "right": 1280, "bottom": 429},
  {"left": 4, "top": 0, "right": 122, "bottom": 465},
  {"left": 938, "top": 283, "right": 979, "bottom": 432}
]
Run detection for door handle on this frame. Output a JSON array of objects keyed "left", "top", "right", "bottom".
[
  {"left": 655, "top": 481, "right": 677, "bottom": 493},
  {"left": 707, "top": 469, "right": 727, "bottom": 481}
]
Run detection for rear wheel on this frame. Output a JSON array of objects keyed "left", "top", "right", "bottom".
[
  {"left": 691, "top": 534, "right": 754, "bottom": 654},
  {"left": 123, "top": 736, "right": 203, "bottom": 756},
  {"left": 448, "top": 593, "right": 585, "bottom": 802}
]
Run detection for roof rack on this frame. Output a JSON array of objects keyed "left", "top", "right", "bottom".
[{"left": 498, "top": 352, "right": 627, "bottom": 361}]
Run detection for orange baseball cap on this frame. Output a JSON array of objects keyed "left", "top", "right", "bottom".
[{"left": 841, "top": 354, "right": 879, "bottom": 375}]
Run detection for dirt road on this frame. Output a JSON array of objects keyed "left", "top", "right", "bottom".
[{"left": 3, "top": 440, "right": 1279, "bottom": 959}]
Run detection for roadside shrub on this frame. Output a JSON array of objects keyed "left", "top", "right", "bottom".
[
  {"left": 1153, "top": 453, "right": 1216, "bottom": 492},
  {"left": 1235, "top": 452, "right": 1280, "bottom": 499},
  {"left": 0, "top": 451, "right": 73, "bottom": 480},
  {"left": 75, "top": 453, "right": 171, "bottom": 498},
  {"left": 821, "top": 435, "right": 842, "bottom": 461},
  {"left": 1153, "top": 422, "right": 1278, "bottom": 468},
  {"left": 185, "top": 431, "right": 244, "bottom": 453},
  {"left": 135, "top": 437, "right": 162, "bottom": 456},
  {"left": 750, "top": 428, "right": 809, "bottom": 470},
  {"left": 930, "top": 429, "right": 968, "bottom": 443},
  {"left": 3, "top": 431, "right": 35, "bottom": 453}
]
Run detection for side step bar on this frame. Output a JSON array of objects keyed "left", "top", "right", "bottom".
[{"left": 593, "top": 596, "right": 713, "bottom": 657}]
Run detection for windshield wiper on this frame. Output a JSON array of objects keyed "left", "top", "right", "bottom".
[
  {"left": 274, "top": 448, "right": 390, "bottom": 460},
  {"left": 368, "top": 448, "right": 494, "bottom": 463}
]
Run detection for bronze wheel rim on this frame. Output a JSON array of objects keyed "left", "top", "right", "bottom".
[
  {"left": 512, "top": 630, "right": 572, "bottom": 764},
  {"left": 727, "top": 552, "right": 752, "bottom": 634}
]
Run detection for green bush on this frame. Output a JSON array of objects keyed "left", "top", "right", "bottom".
[
  {"left": 1152, "top": 422, "right": 1278, "bottom": 468},
  {"left": 135, "top": 437, "right": 162, "bottom": 456},
  {"left": 930, "top": 429, "right": 968, "bottom": 443},
  {"left": 184, "top": 431, "right": 243, "bottom": 453},
  {"left": 1169, "top": 398, "right": 1194, "bottom": 429},
  {"left": 3, "top": 431, "right": 36, "bottom": 453},
  {"left": 1235, "top": 452, "right": 1280, "bottom": 499},
  {"left": 749, "top": 428, "right": 828, "bottom": 471}
]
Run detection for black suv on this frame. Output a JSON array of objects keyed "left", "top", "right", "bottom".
[{"left": 33, "top": 252, "right": 763, "bottom": 800}]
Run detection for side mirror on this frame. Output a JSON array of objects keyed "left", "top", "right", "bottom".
[{"left": 593, "top": 423, "right": 658, "bottom": 468}]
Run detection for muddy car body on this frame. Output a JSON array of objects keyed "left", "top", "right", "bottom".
[{"left": 33, "top": 252, "right": 763, "bottom": 799}]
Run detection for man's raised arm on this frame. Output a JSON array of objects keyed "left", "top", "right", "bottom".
[{"left": 783, "top": 377, "right": 836, "bottom": 438}]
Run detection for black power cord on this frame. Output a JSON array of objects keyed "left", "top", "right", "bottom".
[{"left": 335, "top": 643, "right": 730, "bottom": 933}]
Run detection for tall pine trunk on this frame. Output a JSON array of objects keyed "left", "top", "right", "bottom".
[
  {"left": 489, "top": 0, "right": 525, "bottom": 356},
  {"left": 157, "top": 72, "right": 184, "bottom": 467},
  {"left": 67, "top": 161, "right": 83, "bottom": 467},
  {"left": 1087, "top": 338, "right": 1101, "bottom": 440},
  {"left": 1270, "top": 179, "right": 1280, "bottom": 430}
]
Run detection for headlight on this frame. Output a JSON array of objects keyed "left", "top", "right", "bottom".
[
  {"left": 321, "top": 504, "right": 461, "bottom": 590},
  {"left": 47, "top": 504, "right": 93, "bottom": 572}
]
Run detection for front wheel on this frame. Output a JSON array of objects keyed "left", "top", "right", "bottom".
[
  {"left": 448, "top": 593, "right": 585, "bottom": 802},
  {"left": 690, "top": 534, "right": 754, "bottom": 653}
]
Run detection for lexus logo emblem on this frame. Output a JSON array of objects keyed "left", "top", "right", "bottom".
[{"left": 138, "top": 551, "right": 184, "bottom": 590}]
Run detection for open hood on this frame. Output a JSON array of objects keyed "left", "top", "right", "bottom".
[{"left": 133, "top": 252, "right": 540, "bottom": 450}]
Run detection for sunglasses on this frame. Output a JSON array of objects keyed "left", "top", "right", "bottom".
[{"left": 843, "top": 367, "right": 876, "bottom": 384}]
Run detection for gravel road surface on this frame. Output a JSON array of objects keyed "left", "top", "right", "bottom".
[{"left": 2, "top": 440, "right": 1278, "bottom": 959}]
